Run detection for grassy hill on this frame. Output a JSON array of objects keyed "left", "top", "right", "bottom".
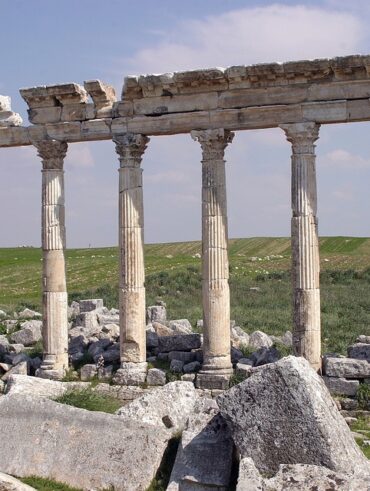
[{"left": 1, "top": 237, "right": 370, "bottom": 353}]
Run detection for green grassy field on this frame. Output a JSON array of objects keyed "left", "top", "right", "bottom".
[{"left": 1, "top": 237, "right": 370, "bottom": 354}]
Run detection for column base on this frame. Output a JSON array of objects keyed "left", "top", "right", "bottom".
[
  {"left": 195, "top": 368, "right": 233, "bottom": 390},
  {"left": 35, "top": 367, "right": 65, "bottom": 381},
  {"left": 112, "top": 362, "right": 148, "bottom": 386}
]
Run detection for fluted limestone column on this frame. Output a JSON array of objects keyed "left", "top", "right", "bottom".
[
  {"left": 280, "top": 122, "right": 321, "bottom": 371},
  {"left": 113, "top": 133, "right": 149, "bottom": 374},
  {"left": 191, "top": 129, "right": 234, "bottom": 389},
  {"left": 34, "top": 140, "right": 69, "bottom": 377}
]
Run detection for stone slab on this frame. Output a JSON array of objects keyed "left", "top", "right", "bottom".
[
  {"left": 0, "top": 394, "right": 168, "bottom": 490},
  {"left": 324, "top": 357, "right": 370, "bottom": 378}
]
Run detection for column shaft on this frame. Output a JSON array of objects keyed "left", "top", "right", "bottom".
[
  {"left": 35, "top": 140, "right": 69, "bottom": 375},
  {"left": 280, "top": 122, "right": 321, "bottom": 371},
  {"left": 114, "top": 133, "right": 149, "bottom": 365},
  {"left": 191, "top": 129, "right": 234, "bottom": 388}
]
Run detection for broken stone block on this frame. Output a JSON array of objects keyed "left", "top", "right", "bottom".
[
  {"left": 323, "top": 357, "right": 370, "bottom": 379},
  {"left": 10, "top": 321, "right": 42, "bottom": 346},
  {"left": 322, "top": 376, "right": 359, "bottom": 397},
  {"left": 158, "top": 334, "right": 201, "bottom": 353},
  {"left": 0, "top": 394, "right": 168, "bottom": 490},
  {"left": 146, "top": 368, "right": 166, "bottom": 386},
  {"left": 80, "top": 364, "right": 98, "bottom": 381},
  {"left": 218, "top": 356, "right": 369, "bottom": 477},
  {"left": 146, "top": 305, "right": 167, "bottom": 324},
  {"left": 116, "top": 381, "right": 199, "bottom": 434},
  {"left": 79, "top": 299, "right": 104, "bottom": 313},
  {"left": 348, "top": 343, "right": 370, "bottom": 362},
  {"left": 249, "top": 330, "right": 273, "bottom": 350},
  {"left": 168, "top": 404, "right": 233, "bottom": 490}
]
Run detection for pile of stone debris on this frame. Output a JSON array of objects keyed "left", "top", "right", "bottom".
[
  {"left": 0, "top": 357, "right": 369, "bottom": 490},
  {"left": 1, "top": 299, "right": 370, "bottom": 404}
]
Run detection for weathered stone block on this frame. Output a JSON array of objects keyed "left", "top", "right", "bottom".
[
  {"left": 0, "top": 394, "right": 169, "bottom": 490},
  {"left": 146, "top": 368, "right": 166, "bottom": 386},
  {"left": 218, "top": 356, "right": 369, "bottom": 476},
  {"left": 158, "top": 334, "right": 201, "bottom": 353},
  {"left": 348, "top": 343, "right": 370, "bottom": 362},
  {"left": 324, "top": 357, "right": 370, "bottom": 378},
  {"left": 322, "top": 376, "right": 359, "bottom": 397}
]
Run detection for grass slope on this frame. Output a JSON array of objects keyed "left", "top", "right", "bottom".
[{"left": 1, "top": 237, "right": 370, "bottom": 353}]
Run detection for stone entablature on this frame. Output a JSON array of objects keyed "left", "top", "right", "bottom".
[{"left": 2, "top": 54, "right": 370, "bottom": 147}]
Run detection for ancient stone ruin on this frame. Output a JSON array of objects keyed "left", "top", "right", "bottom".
[{"left": 2, "top": 54, "right": 370, "bottom": 388}]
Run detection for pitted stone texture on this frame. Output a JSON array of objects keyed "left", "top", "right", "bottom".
[
  {"left": 236, "top": 459, "right": 370, "bottom": 491},
  {"left": 116, "top": 381, "right": 199, "bottom": 434},
  {"left": 324, "top": 357, "right": 370, "bottom": 378},
  {"left": 168, "top": 404, "right": 233, "bottom": 490},
  {"left": 158, "top": 334, "right": 201, "bottom": 353},
  {"left": 0, "top": 472, "right": 36, "bottom": 491},
  {"left": 218, "top": 356, "right": 369, "bottom": 477},
  {"left": 0, "top": 394, "right": 168, "bottom": 491}
]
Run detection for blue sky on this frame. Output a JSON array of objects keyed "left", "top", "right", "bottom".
[{"left": 1, "top": 0, "right": 370, "bottom": 247}]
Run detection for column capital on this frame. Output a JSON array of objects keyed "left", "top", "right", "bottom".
[
  {"left": 113, "top": 133, "right": 150, "bottom": 167},
  {"left": 34, "top": 140, "right": 68, "bottom": 170},
  {"left": 280, "top": 122, "right": 320, "bottom": 154},
  {"left": 191, "top": 129, "right": 234, "bottom": 159}
]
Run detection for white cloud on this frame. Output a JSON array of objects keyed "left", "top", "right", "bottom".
[
  {"left": 127, "top": 5, "right": 364, "bottom": 74},
  {"left": 65, "top": 143, "right": 94, "bottom": 169},
  {"left": 321, "top": 149, "right": 370, "bottom": 169}
]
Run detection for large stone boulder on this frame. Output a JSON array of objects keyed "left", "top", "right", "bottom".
[
  {"left": 116, "top": 381, "right": 199, "bottom": 434},
  {"left": 218, "top": 356, "right": 369, "bottom": 478},
  {"left": 0, "top": 472, "right": 36, "bottom": 491},
  {"left": 0, "top": 394, "right": 169, "bottom": 490},
  {"left": 168, "top": 400, "right": 233, "bottom": 490}
]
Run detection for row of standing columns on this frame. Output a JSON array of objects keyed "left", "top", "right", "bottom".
[{"left": 34, "top": 122, "right": 322, "bottom": 383}]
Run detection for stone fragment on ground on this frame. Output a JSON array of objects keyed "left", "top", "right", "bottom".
[
  {"left": 5, "top": 374, "right": 89, "bottom": 398},
  {"left": 0, "top": 394, "right": 169, "bottom": 491},
  {"left": 324, "top": 356, "right": 370, "bottom": 378},
  {"left": 79, "top": 298, "right": 103, "bottom": 313},
  {"left": 348, "top": 343, "right": 370, "bottom": 362},
  {"left": 322, "top": 376, "right": 359, "bottom": 397},
  {"left": 10, "top": 321, "right": 42, "bottom": 346},
  {"left": 147, "top": 305, "right": 167, "bottom": 324},
  {"left": 0, "top": 472, "right": 36, "bottom": 491},
  {"left": 158, "top": 334, "right": 201, "bottom": 353},
  {"left": 218, "top": 356, "right": 370, "bottom": 478},
  {"left": 116, "top": 381, "right": 199, "bottom": 434},
  {"left": 17, "top": 308, "right": 41, "bottom": 319},
  {"left": 248, "top": 330, "right": 273, "bottom": 350},
  {"left": 168, "top": 399, "right": 233, "bottom": 490}
]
